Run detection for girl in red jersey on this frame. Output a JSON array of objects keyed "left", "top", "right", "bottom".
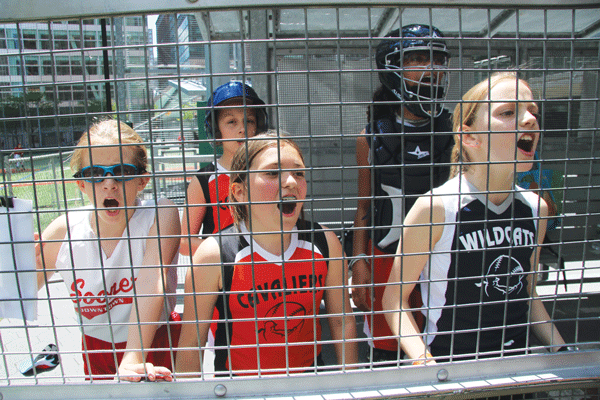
[
  {"left": 179, "top": 81, "right": 267, "bottom": 257},
  {"left": 176, "top": 132, "right": 357, "bottom": 376}
]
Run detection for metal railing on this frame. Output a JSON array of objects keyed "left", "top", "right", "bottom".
[{"left": 0, "top": 1, "right": 599, "bottom": 399}]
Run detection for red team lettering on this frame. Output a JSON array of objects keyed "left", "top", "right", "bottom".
[{"left": 70, "top": 277, "right": 137, "bottom": 319}]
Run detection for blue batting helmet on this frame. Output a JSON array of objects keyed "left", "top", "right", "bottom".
[{"left": 204, "top": 81, "right": 268, "bottom": 141}]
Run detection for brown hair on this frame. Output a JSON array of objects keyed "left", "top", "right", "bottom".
[
  {"left": 229, "top": 130, "right": 305, "bottom": 226},
  {"left": 70, "top": 119, "right": 148, "bottom": 175},
  {"left": 449, "top": 72, "right": 534, "bottom": 178}
]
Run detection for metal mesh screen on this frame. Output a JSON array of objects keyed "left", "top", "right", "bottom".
[{"left": 0, "top": 2, "right": 599, "bottom": 399}]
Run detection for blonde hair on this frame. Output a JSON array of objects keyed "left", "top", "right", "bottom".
[
  {"left": 229, "top": 130, "right": 305, "bottom": 226},
  {"left": 70, "top": 119, "right": 148, "bottom": 175},
  {"left": 450, "top": 72, "right": 534, "bottom": 178}
]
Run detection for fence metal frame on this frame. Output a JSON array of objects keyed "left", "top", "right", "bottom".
[
  {"left": 1, "top": 1, "right": 599, "bottom": 399},
  {"left": 2, "top": 0, "right": 600, "bottom": 23},
  {"left": 0, "top": 353, "right": 598, "bottom": 399}
]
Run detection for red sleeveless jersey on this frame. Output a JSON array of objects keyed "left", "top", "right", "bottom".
[{"left": 213, "top": 221, "right": 330, "bottom": 375}]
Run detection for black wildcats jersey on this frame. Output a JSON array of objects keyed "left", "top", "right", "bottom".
[{"left": 420, "top": 176, "right": 540, "bottom": 357}]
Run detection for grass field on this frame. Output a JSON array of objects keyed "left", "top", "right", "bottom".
[{"left": 3, "top": 154, "right": 85, "bottom": 232}]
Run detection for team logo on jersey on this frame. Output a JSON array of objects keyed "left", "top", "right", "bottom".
[
  {"left": 219, "top": 198, "right": 229, "bottom": 211},
  {"left": 70, "top": 277, "right": 136, "bottom": 320},
  {"left": 475, "top": 254, "right": 525, "bottom": 297},
  {"left": 258, "top": 301, "right": 307, "bottom": 342},
  {"left": 407, "top": 146, "right": 430, "bottom": 159}
]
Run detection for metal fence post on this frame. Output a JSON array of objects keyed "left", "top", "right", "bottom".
[
  {"left": 51, "top": 155, "right": 60, "bottom": 208},
  {"left": 2, "top": 155, "right": 14, "bottom": 197}
]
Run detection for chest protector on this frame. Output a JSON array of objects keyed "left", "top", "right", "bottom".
[{"left": 366, "top": 111, "right": 453, "bottom": 253}]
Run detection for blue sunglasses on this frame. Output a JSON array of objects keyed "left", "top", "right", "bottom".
[{"left": 74, "top": 164, "right": 145, "bottom": 183}]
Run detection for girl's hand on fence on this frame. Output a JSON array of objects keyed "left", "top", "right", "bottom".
[{"left": 117, "top": 362, "right": 173, "bottom": 382}]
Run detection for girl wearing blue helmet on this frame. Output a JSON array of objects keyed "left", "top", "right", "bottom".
[{"left": 180, "top": 81, "right": 268, "bottom": 257}]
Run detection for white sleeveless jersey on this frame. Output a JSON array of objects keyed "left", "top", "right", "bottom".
[{"left": 56, "top": 200, "right": 163, "bottom": 343}]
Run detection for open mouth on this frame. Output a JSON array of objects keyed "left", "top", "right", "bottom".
[
  {"left": 103, "top": 198, "right": 119, "bottom": 209},
  {"left": 278, "top": 196, "right": 297, "bottom": 215},
  {"left": 516, "top": 134, "right": 536, "bottom": 153}
]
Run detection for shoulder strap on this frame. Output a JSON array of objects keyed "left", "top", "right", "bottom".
[
  {"left": 212, "top": 224, "right": 240, "bottom": 373},
  {"left": 196, "top": 162, "right": 215, "bottom": 203},
  {"left": 297, "top": 220, "right": 329, "bottom": 266},
  {"left": 218, "top": 224, "right": 242, "bottom": 292},
  {"left": 365, "top": 118, "right": 394, "bottom": 145},
  {"left": 366, "top": 118, "right": 398, "bottom": 165}
]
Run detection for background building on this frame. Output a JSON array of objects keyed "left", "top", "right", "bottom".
[{"left": 0, "top": 17, "right": 151, "bottom": 148}]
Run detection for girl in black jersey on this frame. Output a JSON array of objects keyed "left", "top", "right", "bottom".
[
  {"left": 383, "top": 72, "right": 566, "bottom": 364},
  {"left": 176, "top": 132, "right": 357, "bottom": 376}
]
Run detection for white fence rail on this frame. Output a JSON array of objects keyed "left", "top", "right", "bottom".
[{"left": 1, "top": 1, "right": 599, "bottom": 399}]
